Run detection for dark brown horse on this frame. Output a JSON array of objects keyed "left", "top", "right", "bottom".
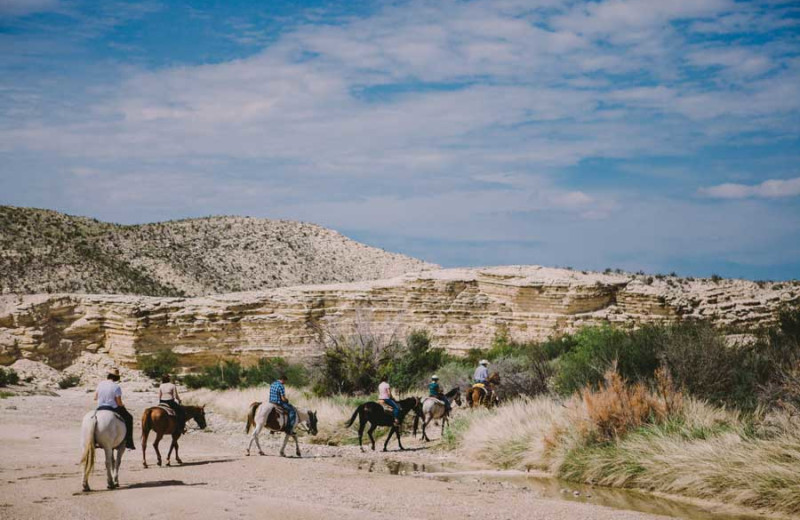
[
  {"left": 141, "top": 405, "right": 207, "bottom": 467},
  {"left": 467, "top": 372, "right": 501, "bottom": 409},
  {"left": 345, "top": 397, "right": 423, "bottom": 452}
]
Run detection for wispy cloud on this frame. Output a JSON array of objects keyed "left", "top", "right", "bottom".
[{"left": 699, "top": 177, "right": 800, "bottom": 199}]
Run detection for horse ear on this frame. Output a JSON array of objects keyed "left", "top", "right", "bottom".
[{"left": 202, "top": 405, "right": 206, "bottom": 410}]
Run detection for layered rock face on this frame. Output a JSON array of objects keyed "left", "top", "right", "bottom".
[{"left": 1, "top": 266, "right": 798, "bottom": 369}]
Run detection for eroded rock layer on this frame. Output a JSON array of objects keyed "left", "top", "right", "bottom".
[{"left": 1, "top": 266, "right": 798, "bottom": 369}]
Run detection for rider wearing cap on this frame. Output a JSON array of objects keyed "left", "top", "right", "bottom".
[
  {"left": 428, "top": 375, "right": 451, "bottom": 414},
  {"left": 473, "top": 359, "right": 490, "bottom": 384},
  {"left": 94, "top": 368, "right": 136, "bottom": 450}
]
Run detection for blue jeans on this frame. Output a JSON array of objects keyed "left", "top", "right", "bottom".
[
  {"left": 383, "top": 398, "right": 400, "bottom": 419},
  {"left": 272, "top": 401, "right": 297, "bottom": 431}
]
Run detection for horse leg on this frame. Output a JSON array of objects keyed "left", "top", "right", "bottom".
[
  {"left": 293, "top": 433, "right": 301, "bottom": 457},
  {"left": 396, "top": 426, "right": 406, "bottom": 451},
  {"left": 280, "top": 433, "right": 290, "bottom": 457},
  {"left": 367, "top": 424, "right": 378, "bottom": 451},
  {"left": 166, "top": 436, "right": 175, "bottom": 466},
  {"left": 175, "top": 436, "right": 182, "bottom": 465},
  {"left": 153, "top": 432, "right": 163, "bottom": 466},
  {"left": 357, "top": 417, "right": 367, "bottom": 452},
  {"left": 253, "top": 424, "right": 265, "bottom": 456},
  {"left": 113, "top": 446, "right": 124, "bottom": 488},
  {"left": 441, "top": 414, "right": 447, "bottom": 439},
  {"left": 104, "top": 446, "right": 114, "bottom": 490},
  {"left": 422, "top": 415, "right": 430, "bottom": 442},
  {"left": 141, "top": 423, "right": 149, "bottom": 468}
]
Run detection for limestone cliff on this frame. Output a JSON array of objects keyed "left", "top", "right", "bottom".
[{"left": 1, "top": 266, "right": 798, "bottom": 369}]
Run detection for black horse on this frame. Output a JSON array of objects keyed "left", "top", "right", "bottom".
[{"left": 345, "top": 397, "right": 423, "bottom": 452}]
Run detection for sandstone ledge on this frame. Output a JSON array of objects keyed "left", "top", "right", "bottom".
[{"left": 1, "top": 266, "right": 798, "bottom": 369}]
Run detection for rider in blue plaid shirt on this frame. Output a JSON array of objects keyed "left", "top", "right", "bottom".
[{"left": 269, "top": 374, "right": 297, "bottom": 432}]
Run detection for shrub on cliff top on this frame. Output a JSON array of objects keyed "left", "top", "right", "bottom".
[{"left": 0, "top": 368, "right": 19, "bottom": 387}]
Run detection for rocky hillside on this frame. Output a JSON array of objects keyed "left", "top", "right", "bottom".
[
  {"left": 0, "top": 206, "right": 435, "bottom": 296},
  {"left": 2, "top": 266, "right": 798, "bottom": 369}
]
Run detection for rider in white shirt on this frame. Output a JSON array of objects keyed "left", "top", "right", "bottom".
[
  {"left": 158, "top": 374, "right": 186, "bottom": 432},
  {"left": 378, "top": 376, "right": 400, "bottom": 426},
  {"left": 94, "top": 368, "right": 135, "bottom": 449}
]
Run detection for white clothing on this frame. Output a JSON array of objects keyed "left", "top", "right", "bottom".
[
  {"left": 96, "top": 380, "right": 122, "bottom": 408},
  {"left": 159, "top": 382, "right": 179, "bottom": 401},
  {"left": 378, "top": 381, "right": 391, "bottom": 400}
]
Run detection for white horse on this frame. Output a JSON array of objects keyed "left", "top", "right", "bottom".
[
  {"left": 416, "top": 387, "right": 462, "bottom": 442},
  {"left": 244, "top": 402, "right": 318, "bottom": 457},
  {"left": 80, "top": 410, "right": 126, "bottom": 491}
]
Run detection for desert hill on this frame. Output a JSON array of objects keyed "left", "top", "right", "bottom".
[{"left": 0, "top": 206, "right": 435, "bottom": 296}]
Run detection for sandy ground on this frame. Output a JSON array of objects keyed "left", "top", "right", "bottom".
[{"left": 0, "top": 389, "right": 670, "bottom": 520}]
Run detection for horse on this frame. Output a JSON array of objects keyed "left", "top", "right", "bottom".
[
  {"left": 467, "top": 372, "right": 501, "bottom": 409},
  {"left": 345, "top": 397, "right": 422, "bottom": 452},
  {"left": 140, "top": 405, "right": 207, "bottom": 468},
  {"left": 416, "top": 387, "right": 462, "bottom": 441},
  {"left": 80, "top": 409, "right": 126, "bottom": 491},
  {"left": 245, "top": 402, "right": 318, "bottom": 457}
]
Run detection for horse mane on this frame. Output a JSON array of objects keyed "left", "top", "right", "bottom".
[{"left": 445, "top": 387, "right": 460, "bottom": 398}]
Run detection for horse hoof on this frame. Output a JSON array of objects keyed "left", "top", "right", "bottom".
[
  {"left": 166, "top": 462, "right": 171, "bottom": 467},
  {"left": 258, "top": 451, "right": 265, "bottom": 456},
  {"left": 156, "top": 461, "right": 162, "bottom": 467},
  {"left": 245, "top": 452, "right": 250, "bottom": 457},
  {"left": 143, "top": 463, "right": 148, "bottom": 468},
  {"left": 176, "top": 460, "right": 183, "bottom": 465},
  {"left": 280, "top": 452, "right": 286, "bottom": 458},
  {"left": 82, "top": 485, "right": 90, "bottom": 492}
]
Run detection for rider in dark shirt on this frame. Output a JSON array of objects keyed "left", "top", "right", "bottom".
[{"left": 428, "top": 375, "right": 451, "bottom": 413}]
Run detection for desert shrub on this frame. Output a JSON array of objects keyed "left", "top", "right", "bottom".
[
  {"left": 385, "top": 330, "right": 450, "bottom": 391},
  {"left": 752, "top": 306, "right": 800, "bottom": 408},
  {"left": 311, "top": 323, "right": 401, "bottom": 396},
  {"left": 137, "top": 349, "right": 179, "bottom": 381},
  {"left": 553, "top": 325, "right": 661, "bottom": 395},
  {"left": 184, "top": 358, "right": 306, "bottom": 390},
  {"left": 581, "top": 367, "right": 681, "bottom": 441},
  {"left": 491, "top": 354, "right": 553, "bottom": 400},
  {"left": 656, "top": 320, "right": 755, "bottom": 408},
  {"left": 58, "top": 374, "right": 80, "bottom": 389},
  {"left": 242, "top": 357, "right": 307, "bottom": 387},
  {"left": 0, "top": 368, "right": 20, "bottom": 387}
]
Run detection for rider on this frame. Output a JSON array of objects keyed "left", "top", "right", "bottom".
[
  {"left": 94, "top": 368, "right": 136, "bottom": 450},
  {"left": 158, "top": 374, "right": 186, "bottom": 433},
  {"left": 378, "top": 375, "right": 400, "bottom": 426},
  {"left": 269, "top": 374, "right": 297, "bottom": 432},
  {"left": 428, "top": 375, "right": 451, "bottom": 414},
  {"left": 473, "top": 359, "right": 490, "bottom": 385}
]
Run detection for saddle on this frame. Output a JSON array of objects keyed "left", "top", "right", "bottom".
[
  {"left": 95, "top": 407, "right": 125, "bottom": 424},
  {"left": 472, "top": 383, "right": 486, "bottom": 390},
  {"left": 156, "top": 403, "right": 176, "bottom": 416}
]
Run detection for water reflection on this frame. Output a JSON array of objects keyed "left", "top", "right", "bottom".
[{"left": 352, "top": 459, "right": 771, "bottom": 520}]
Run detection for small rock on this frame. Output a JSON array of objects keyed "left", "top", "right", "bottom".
[{"left": 573, "top": 490, "right": 580, "bottom": 497}]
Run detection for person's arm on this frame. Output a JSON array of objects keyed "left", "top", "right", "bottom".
[
  {"left": 174, "top": 386, "right": 181, "bottom": 404},
  {"left": 115, "top": 396, "right": 124, "bottom": 407},
  {"left": 157, "top": 386, "right": 163, "bottom": 400},
  {"left": 94, "top": 390, "right": 98, "bottom": 401}
]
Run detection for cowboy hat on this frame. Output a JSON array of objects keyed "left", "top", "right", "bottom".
[
  {"left": 479, "top": 359, "right": 489, "bottom": 365},
  {"left": 108, "top": 368, "right": 120, "bottom": 378},
  {"left": 431, "top": 375, "right": 439, "bottom": 380}
]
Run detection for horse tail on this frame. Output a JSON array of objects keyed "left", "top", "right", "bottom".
[
  {"left": 345, "top": 404, "right": 363, "bottom": 428},
  {"left": 245, "top": 402, "right": 259, "bottom": 434},
  {"left": 141, "top": 408, "right": 152, "bottom": 441},
  {"left": 80, "top": 414, "right": 97, "bottom": 485}
]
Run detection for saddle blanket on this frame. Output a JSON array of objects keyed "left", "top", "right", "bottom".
[
  {"left": 472, "top": 383, "right": 486, "bottom": 389},
  {"left": 156, "top": 404, "right": 176, "bottom": 416},
  {"left": 95, "top": 407, "right": 125, "bottom": 424},
  {"left": 422, "top": 397, "right": 445, "bottom": 406},
  {"left": 377, "top": 400, "right": 395, "bottom": 414}
]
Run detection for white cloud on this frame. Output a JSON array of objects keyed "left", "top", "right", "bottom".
[
  {"left": 0, "top": 0, "right": 60, "bottom": 18},
  {"left": 699, "top": 177, "right": 800, "bottom": 199}
]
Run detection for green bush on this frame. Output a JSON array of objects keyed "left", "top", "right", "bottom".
[
  {"left": 385, "top": 330, "right": 450, "bottom": 391},
  {"left": 58, "top": 374, "right": 80, "bottom": 389},
  {"left": 183, "top": 358, "right": 306, "bottom": 390},
  {"left": 137, "top": 350, "right": 179, "bottom": 381},
  {"left": 0, "top": 368, "right": 20, "bottom": 387},
  {"left": 553, "top": 325, "right": 661, "bottom": 395}
]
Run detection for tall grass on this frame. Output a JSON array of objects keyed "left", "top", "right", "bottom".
[{"left": 454, "top": 391, "right": 800, "bottom": 516}]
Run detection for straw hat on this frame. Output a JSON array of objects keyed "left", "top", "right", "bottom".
[{"left": 108, "top": 368, "right": 120, "bottom": 378}]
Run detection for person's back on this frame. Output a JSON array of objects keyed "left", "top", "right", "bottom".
[
  {"left": 96, "top": 379, "right": 121, "bottom": 409},
  {"left": 378, "top": 381, "right": 391, "bottom": 401},
  {"left": 428, "top": 380, "right": 440, "bottom": 397},
  {"left": 269, "top": 380, "right": 285, "bottom": 404},
  {"left": 473, "top": 364, "right": 489, "bottom": 383},
  {"left": 159, "top": 381, "right": 178, "bottom": 401}
]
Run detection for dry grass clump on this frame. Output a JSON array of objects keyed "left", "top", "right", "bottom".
[
  {"left": 581, "top": 366, "right": 682, "bottom": 441},
  {"left": 454, "top": 369, "right": 800, "bottom": 516}
]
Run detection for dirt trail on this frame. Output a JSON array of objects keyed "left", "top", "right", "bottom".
[{"left": 0, "top": 389, "right": 669, "bottom": 520}]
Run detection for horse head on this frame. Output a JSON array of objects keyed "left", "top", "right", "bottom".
[
  {"left": 189, "top": 405, "right": 207, "bottom": 429},
  {"left": 448, "top": 387, "right": 463, "bottom": 407},
  {"left": 488, "top": 372, "right": 501, "bottom": 385}
]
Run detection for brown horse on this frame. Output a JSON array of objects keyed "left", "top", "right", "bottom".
[
  {"left": 467, "top": 372, "right": 501, "bottom": 409},
  {"left": 141, "top": 405, "right": 207, "bottom": 467}
]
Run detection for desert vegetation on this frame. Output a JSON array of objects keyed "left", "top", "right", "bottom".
[
  {"left": 166, "top": 306, "right": 800, "bottom": 515},
  {"left": 0, "top": 205, "right": 432, "bottom": 296}
]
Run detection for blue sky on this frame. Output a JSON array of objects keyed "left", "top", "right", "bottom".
[{"left": 1, "top": 0, "right": 799, "bottom": 279}]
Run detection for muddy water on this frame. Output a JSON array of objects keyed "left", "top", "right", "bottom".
[{"left": 352, "top": 459, "right": 769, "bottom": 520}]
